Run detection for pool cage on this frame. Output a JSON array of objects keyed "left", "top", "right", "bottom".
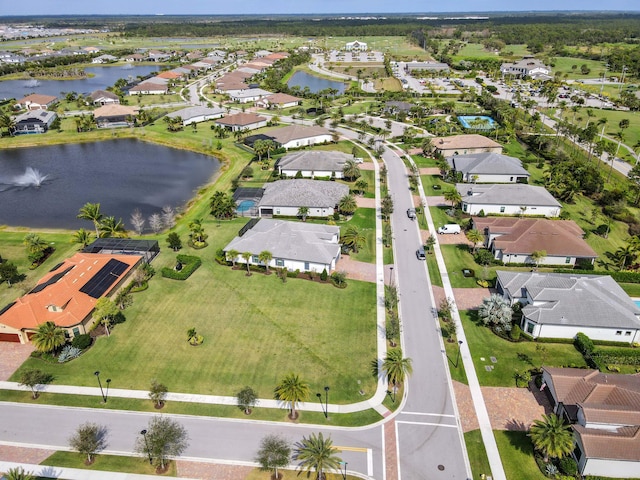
[{"left": 232, "top": 187, "right": 263, "bottom": 218}]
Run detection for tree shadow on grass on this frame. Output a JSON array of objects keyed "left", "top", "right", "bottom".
[{"left": 502, "top": 430, "right": 534, "bottom": 456}]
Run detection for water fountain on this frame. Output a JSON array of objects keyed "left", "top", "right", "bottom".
[{"left": 0, "top": 167, "right": 49, "bottom": 191}]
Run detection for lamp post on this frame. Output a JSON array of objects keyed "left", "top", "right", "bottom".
[
  {"left": 140, "top": 429, "right": 152, "bottom": 464},
  {"left": 388, "top": 266, "right": 394, "bottom": 286},
  {"left": 94, "top": 371, "right": 106, "bottom": 403},
  {"left": 105, "top": 378, "right": 111, "bottom": 403},
  {"left": 456, "top": 340, "right": 463, "bottom": 368},
  {"left": 316, "top": 386, "right": 329, "bottom": 419},
  {"left": 600, "top": 64, "right": 609, "bottom": 108},
  {"left": 339, "top": 461, "right": 348, "bottom": 480}
]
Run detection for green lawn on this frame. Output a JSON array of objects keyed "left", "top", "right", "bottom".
[
  {"left": 41, "top": 451, "right": 177, "bottom": 476},
  {"left": 552, "top": 56, "right": 608, "bottom": 81},
  {"left": 495, "top": 431, "right": 546, "bottom": 480},
  {"left": 460, "top": 311, "right": 587, "bottom": 387},
  {"left": 426, "top": 252, "right": 443, "bottom": 288},
  {"left": 452, "top": 43, "right": 530, "bottom": 61},
  {"left": 465, "top": 430, "right": 492, "bottom": 480},
  {"left": 11, "top": 218, "right": 378, "bottom": 403},
  {"left": 420, "top": 174, "right": 449, "bottom": 196},
  {"left": 411, "top": 154, "right": 438, "bottom": 168}
]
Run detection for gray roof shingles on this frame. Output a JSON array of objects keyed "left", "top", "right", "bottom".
[
  {"left": 277, "top": 150, "right": 352, "bottom": 173},
  {"left": 258, "top": 179, "right": 349, "bottom": 209},
  {"left": 457, "top": 183, "right": 561, "bottom": 207},
  {"left": 448, "top": 152, "right": 530, "bottom": 177}
]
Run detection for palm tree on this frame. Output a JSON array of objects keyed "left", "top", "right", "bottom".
[
  {"left": 99, "top": 216, "right": 127, "bottom": 238},
  {"left": 342, "top": 159, "right": 361, "bottom": 181},
  {"left": 529, "top": 414, "right": 574, "bottom": 462},
  {"left": 258, "top": 250, "right": 273, "bottom": 272},
  {"left": 241, "top": 251, "right": 252, "bottom": 275},
  {"left": 530, "top": 250, "right": 547, "bottom": 269},
  {"left": 444, "top": 188, "right": 462, "bottom": 208},
  {"left": 298, "top": 206, "right": 310, "bottom": 221},
  {"left": 382, "top": 348, "right": 413, "bottom": 401},
  {"left": 466, "top": 229, "right": 484, "bottom": 254},
  {"left": 188, "top": 219, "right": 206, "bottom": 243},
  {"left": 274, "top": 373, "right": 310, "bottom": 420},
  {"left": 23, "top": 233, "right": 49, "bottom": 263},
  {"left": 226, "top": 249, "right": 239, "bottom": 267},
  {"left": 4, "top": 467, "right": 35, "bottom": 480},
  {"left": 31, "top": 321, "right": 66, "bottom": 353},
  {"left": 341, "top": 226, "right": 366, "bottom": 253},
  {"left": 294, "top": 432, "right": 342, "bottom": 480},
  {"left": 71, "top": 228, "right": 93, "bottom": 247},
  {"left": 77, "top": 203, "right": 103, "bottom": 238},
  {"left": 354, "top": 178, "right": 368, "bottom": 195},
  {"left": 338, "top": 194, "right": 357, "bottom": 215}
]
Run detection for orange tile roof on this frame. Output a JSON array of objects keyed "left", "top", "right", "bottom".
[
  {"left": 18, "top": 94, "right": 57, "bottom": 106},
  {"left": 157, "top": 71, "right": 182, "bottom": 79},
  {"left": 216, "top": 112, "right": 267, "bottom": 127},
  {"left": 0, "top": 253, "right": 140, "bottom": 330}
]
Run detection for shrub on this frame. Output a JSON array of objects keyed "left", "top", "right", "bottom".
[
  {"left": 58, "top": 345, "right": 82, "bottom": 363},
  {"left": 510, "top": 324, "right": 522, "bottom": 341},
  {"left": 474, "top": 248, "right": 495, "bottom": 266},
  {"left": 574, "top": 332, "right": 595, "bottom": 355},
  {"left": 161, "top": 255, "right": 202, "bottom": 280},
  {"left": 331, "top": 271, "right": 347, "bottom": 288},
  {"left": 594, "top": 224, "right": 609, "bottom": 236},
  {"left": 320, "top": 268, "right": 328, "bottom": 281},
  {"left": 71, "top": 334, "right": 92, "bottom": 350},
  {"left": 558, "top": 456, "right": 578, "bottom": 476}
]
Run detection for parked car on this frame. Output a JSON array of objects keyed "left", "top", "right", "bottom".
[
  {"left": 437, "top": 224, "right": 461, "bottom": 234},
  {"left": 407, "top": 208, "right": 416, "bottom": 220},
  {"left": 416, "top": 246, "right": 426, "bottom": 260}
]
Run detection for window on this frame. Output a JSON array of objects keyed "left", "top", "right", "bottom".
[
  {"left": 526, "top": 322, "right": 534, "bottom": 334},
  {"left": 625, "top": 331, "right": 632, "bottom": 336},
  {"left": 565, "top": 257, "right": 571, "bottom": 264},
  {"left": 616, "top": 331, "right": 622, "bottom": 335},
  {"left": 275, "top": 259, "right": 284, "bottom": 267},
  {"left": 510, "top": 177, "right": 514, "bottom": 182},
  {"left": 500, "top": 206, "right": 505, "bottom": 213},
  {"left": 72, "top": 327, "right": 80, "bottom": 337},
  {"left": 252, "top": 256, "right": 259, "bottom": 263},
  {"left": 462, "top": 204, "right": 468, "bottom": 212},
  {"left": 304, "top": 262, "right": 310, "bottom": 271},
  {"left": 275, "top": 209, "right": 280, "bottom": 215}
]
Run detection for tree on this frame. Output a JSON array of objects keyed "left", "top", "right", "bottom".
[
  {"left": 237, "top": 386, "right": 258, "bottom": 415},
  {"left": 382, "top": 348, "right": 413, "bottom": 398},
  {"left": 242, "top": 252, "right": 252, "bottom": 275},
  {"left": 148, "top": 213, "right": 163, "bottom": 233},
  {"left": 478, "top": 294, "right": 513, "bottom": 334},
  {"left": 69, "top": 422, "right": 107, "bottom": 464},
  {"left": 99, "top": 216, "right": 127, "bottom": 238},
  {"left": 341, "top": 226, "right": 366, "bottom": 253},
  {"left": 130, "top": 209, "right": 145, "bottom": 235},
  {"left": 30, "top": 321, "right": 65, "bottom": 353},
  {"left": 529, "top": 414, "right": 574, "bottom": 462},
  {"left": 381, "top": 195, "right": 394, "bottom": 220},
  {"left": 0, "top": 260, "right": 21, "bottom": 286},
  {"left": 77, "top": 203, "right": 102, "bottom": 238},
  {"left": 259, "top": 250, "right": 273, "bottom": 272},
  {"left": 188, "top": 219, "right": 207, "bottom": 244},
  {"left": 93, "top": 298, "right": 119, "bottom": 337},
  {"left": 294, "top": 432, "right": 342, "bottom": 480},
  {"left": 298, "top": 206, "right": 309, "bottom": 222},
  {"left": 166, "top": 232, "right": 182, "bottom": 251},
  {"left": 3, "top": 467, "right": 34, "bottom": 480},
  {"left": 382, "top": 222, "right": 392, "bottom": 247},
  {"left": 209, "top": 191, "right": 236, "bottom": 220},
  {"left": 161, "top": 205, "right": 176, "bottom": 229},
  {"left": 114, "top": 289, "right": 133, "bottom": 310},
  {"left": 149, "top": 379, "right": 168, "bottom": 408},
  {"left": 135, "top": 416, "right": 189, "bottom": 470},
  {"left": 354, "top": 178, "right": 368, "bottom": 195},
  {"left": 530, "top": 250, "right": 547, "bottom": 269},
  {"left": 444, "top": 188, "right": 462, "bottom": 207},
  {"left": 425, "top": 234, "right": 436, "bottom": 253},
  {"left": 71, "top": 228, "right": 93, "bottom": 248},
  {"left": 19, "top": 369, "right": 52, "bottom": 399},
  {"left": 338, "top": 194, "right": 357, "bottom": 215},
  {"left": 466, "top": 229, "right": 483, "bottom": 254},
  {"left": 23, "top": 233, "right": 49, "bottom": 264},
  {"left": 342, "top": 159, "right": 361, "bottom": 181},
  {"left": 226, "top": 249, "right": 239, "bottom": 267},
  {"left": 256, "top": 434, "right": 291, "bottom": 480},
  {"left": 274, "top": 373, "right": 310, "bottom": 420}
]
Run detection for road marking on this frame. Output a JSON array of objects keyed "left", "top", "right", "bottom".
[
  {"left": 401, "top": 411, "right": 456, "bottom": 418},
  {"left": 396, "top": 420, "right": 458, "bottom": 428},
  {"left": 381, "top": 426, "right": 386, "bottom": 480},
  {"left": 395, "top": 421, "right": 402, "bottom": 480},
  {"left": 335, "top": 446, "right": 368, "bottom": 453},
  {"left": 367, "top": 447, "right": 373, "bottom": 477}
]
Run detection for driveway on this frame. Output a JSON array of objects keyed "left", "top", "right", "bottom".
[
  {"left": 0, "top": 342, "right": 33, "bottom": 381},
  {"left": 337, "top": 255, "right": 377, "bottom": 283}
]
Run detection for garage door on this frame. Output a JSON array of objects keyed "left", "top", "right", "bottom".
[{"left": 0, "top": 333, "right": 21, "bottom": 342}]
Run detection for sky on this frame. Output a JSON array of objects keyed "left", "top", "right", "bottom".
[{"left": 2, "top": 0, "right": 638, "bottom": 16}]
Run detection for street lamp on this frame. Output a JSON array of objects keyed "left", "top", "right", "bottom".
[
  {"left": 600, "top": 64, "right": 609, "bottom": 108},
  {"left": 94, "top": 371, "right": 106, "bottom": 403},
  {"left": 105, "top": 378, "right": 111, "bottom": 403},
  {"left": 388, "top": 266, "right": 394, "bottom": 286},
  {"left": 140, "top": 429, "right": 152, "bottom": 464},
  {"left": 316, "top": 386, "right": 330, "bottom": 419},
  {"left": 339, "top": 461, "right": 348, "bottom": 479},
  {"left": 455, "top": 340, "right": 464, "bottom": 368}
]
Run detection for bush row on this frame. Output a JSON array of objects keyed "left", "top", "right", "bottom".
[{"left": 161, "top": 255, "right": 202, "bottom": 280}]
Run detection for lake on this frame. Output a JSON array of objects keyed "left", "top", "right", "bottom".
[
  {"left": 0, "top": 139, "right": 220, "bottom": 230},
  {"left": 0, "top": 65, "right": 161, "bottom": 100},
  {"left": 287, "top": 71, "right": 345, "bottom": 94}
]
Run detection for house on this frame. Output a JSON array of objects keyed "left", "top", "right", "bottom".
[
  {"left": 148, "top": 50, "right": 172, "bottom": 62},
  {"left": 12, "top": 110, "right": 57, "bottom": 134},
  {"left": 254, "top": 50, "right": 273, "bottom": 58},
  {"left": 0, "top": 253, "right": 142, "bottom": 344},
  {"left": 457, "top": 183, "right": 561, "bottom": 217},
  {"left": 15, "top": 93, "right": 57, "bottom": 110},
  {"left": 496, "top": 271, "right": 640, "bottom": 343},
  {"left": 257, "top": 179, "right": 349, "bottom": 218},
  {"left": 276, "top": 150, "right": 352, "bottom": 179},
  {"left": 501, "top": 56, "right": 551, "bottom": 80},
  {"left": 89, "top": 90, "right": 120, "bottom": 105},
  {"left": 166, "top": 106, "right": 226, "bottom": 126},
  {"left": 257, "top": 93, "right": 302, "bottom": 110},
  {"left": 541, "top": 367, "right": 640, "bottom": 479},
  {"left": 128, "top": 81, "right": 168, "bottom": 95},
  {"left": 124, "top": 53, "right": 145, "bottom": 62},
  {"left": 266, "top": 125, "right": 332, "bottom": 150},
  {"left": 447, "top": 152, "right": 530, "bottom": 183},
  {"left": 229, "top": 88, "right": 273, "bottom": 104},
  {"left": 237, "top": 66, "right": 262, "bottom": 76},
  {"left": 156, "top": 70, "right": 183, "bottom": 80},
  {"left": 432, "top": 134, "right": 503, "bottom": 157},
  {"left": 345, "top": 40, "right": 368, "bottom": 52},
  {"left": 82, "top": 46, "right": 101, "bottom": 54},
  {"left": 472, "top": 217, "right": 597, "bottom": 266},
  {"left": 224, "top": 219, "right": 341, "bottom": 273},
  {"left": 405, "top": 61, "right": 450, "bottom": 73},
  {"left": 384, "top": 101, "right": 414, "bottom": 115},
  {"left": 91, "top": 54, "right": 117, "bottom": 64},
  {"left": 215, "top": 112, "right": 268, "bottom": 132},
  {"left": 93, "top": 104, "right": 137, "bottom": 128}
]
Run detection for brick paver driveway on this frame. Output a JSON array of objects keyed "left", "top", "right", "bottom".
[{"left": 0, "top": 342, "right": 33, "bottom": 381}]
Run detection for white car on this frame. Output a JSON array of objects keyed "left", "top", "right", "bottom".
[{"left": 437, "top": 224, "right": 461, "bottom": 234}]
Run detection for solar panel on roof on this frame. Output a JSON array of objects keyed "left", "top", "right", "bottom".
[
  {"left": 0, "top": 302, "right": 16, "bottom": 317},
  {"left": 29, "top": 266, "right": 75, "bottom": 294},
  {"left": 49, "top": 262, "right": 64, "bottom": 272},
  {"left": 79, "top": 259, "right": 129, "bottom": 299}
]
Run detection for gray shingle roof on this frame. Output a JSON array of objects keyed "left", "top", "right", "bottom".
[
  {"left": 457, "top": 183, "right": 561, "bottom": 207},
  {"left": 277, "top": 150, "right": 351, "bottom": 172},
  {"left": 268, "top": 125, "right": 331, "bottom": 145},
  {"left": 448, "top": 152, "right": 530, "bottom": 177},
  {"left": 166, "top": 106, "right": 225, "bottom": 120},
  {"left": 497, "top": 271, "right": 640, "bottom": 329},
  {"left": 258, "top": 180, "right": 349, "bottom": 209},
  {"left": 224, "top": 219, "right": 340, "bottom": 265}
]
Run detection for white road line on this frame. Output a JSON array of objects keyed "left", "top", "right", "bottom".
[
  {"left": 401, "top": 411, "right": 456, "bottom": 418},
  {"left": 395, "top": 420, "right": 402, "bottom": 480},
  {"left": 367, "top": 448, "right": 373, "bottom": 477},
  {"left": 381, "top": 426, "right": 386, "bottom": 480},
  {"left": 396, "top": 420, "right": 458, "bottom": 428}
]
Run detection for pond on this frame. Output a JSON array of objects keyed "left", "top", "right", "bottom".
[
  {"left": 0, "top": 139, "right": 220, "bottom": 230},
  {"left": 287, "top": 71, "right": 346, "bottom": 94},
  {"left": 0, "top": 65, "right": 162, "bottom": 100}
]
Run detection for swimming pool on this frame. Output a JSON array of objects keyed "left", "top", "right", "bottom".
[
  {"left": 634, "top": 300, "right": 640, "bottom": 309},
  {"left": 237, "top": 200, "right": 256, "bottom": 213},
  {"left": 458, "top": 115, "right": 497, "bottom": 130}
]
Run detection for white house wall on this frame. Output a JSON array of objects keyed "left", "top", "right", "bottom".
[
  {"left": 281, "top": 135, "right": 333, "bottom": 150},
  {"left": 463, "top": 203, "right": 559, "bottom": 217},
  {"left": 521, "top": 320, "right": 640, "bottom": 344},
  {"left": 496, "top": 251, "right": 578, "bottom": 266},
  {"left": 234, "top": 256, "right": 336, "bottom": 273},
  {"left": 280, "top": 169, "right": 344, "bottom": 179},
  {"left": 260, "top": 206, "right": 335, "bottom": 217},
  {"left": 464, "top": 173, "right": 521, "bottom": 183},
  {"left": 581, "top": 458, "right": 640, "bottom": 478}
]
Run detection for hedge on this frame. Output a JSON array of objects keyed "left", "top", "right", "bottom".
[
  {"left": 161, "top": 255, "right": 202, "bottom": 280},
  {"left": 591, "top": 349, "right": 640, "bottom": 366}
]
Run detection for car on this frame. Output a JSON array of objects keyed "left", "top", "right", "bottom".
[
  {"left": 407, "top": 208, "right": 416, "bottom": 220},
  {"left": 437, "top": 224, "right": 461, "bottom": 234},
  {"left": 416, "top": 246, "right": 426, "bottom": 260}
]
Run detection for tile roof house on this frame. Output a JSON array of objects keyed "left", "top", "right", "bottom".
[
  {"left": 166, "top": 106, "right": 226, "bottom": 125},
  {"left": 457, "top": 183, "right": 562, "bottom": 217},
  {"left": 93, "top": 105, "right": 138, "bottom": 128},
  {"left": 257, "top": 93, "right": 302, "bottom": 109},
  {"left": 12, "top": 109, "right": 57, "bottom": 134},
  {"left": 447, "top": 152, "right": 529, "bottom": 183},
  {"left": 432, "top": 134, "right": 503, "bottom": 157},
  {"left": 224, "top": 219, "right": 341, "bottom": 273},
  {"left": 257, "top": 179, "right": 349, "bottom": 218},
  {"left": 501, "top": 56, "right": 551, "bottom": 80},
  {"left": 89, "top": 89, "right": 120, "bottom": 105},
  {"left": 15, "top": 94, "right": 57, "bottom": 110},
  {"left": 265, "top": 125, "right": 333, "bottom": 150},
  {"left": 472, "top": 217, "right": 597, "bottom": 266},
  {"left": 276, "top": 150, "right": 352, "bottom": 179},
  {"left": 229, "top": 88, "right": 273, "bottom": 104},
  {"left": 215, "top": 112, "right": 268, "bottom": 132},
  {"left": 0, "top": 253, "right": 141, "bottom": 344},
  {"left": 496, "top": 271, "right": 640, "bottom": 343},
  {"left": 128, "top": 81, "right": 168, "bottom": 95},
  {"left": 541, "top": 367, "right": 640, "bottom": 478}
]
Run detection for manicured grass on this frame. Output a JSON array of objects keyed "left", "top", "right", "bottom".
[
  {"left": 41, "top": 451, "right": 177, "bottom": 476},
  {"left": 374, "top": 77, "right": 403, "bottom": 92},
  {"left": 620, "top": 283, "right": 640, "bottom": 297},
  {"left": 460, "top": 311, "right": 587, "bottom": 387},
  {"left": 11, "top": 218, "right": 378, "bottom": 403},
  {"left": 440, "top": 244, "right": 487, "bottom": 289},
  {"left": 552, "top": 56, "right": 608, "bottom": 81},
  {"left": 411, "top": 154, "right": 438, "bottom": 168},
  {"left": 426, "top": 252, "right": 443, "bottom": 288},
  {"left": 465, "top": 430, "right": 492, "bottom": 480},
  {"left": 420, "top": 174, "right": 448, "bottom": 196},
  {"left": 440, "top": 318, "right": 467, "bottom": 384},
  {"left": 452, "top": 43, "right": 530, "bottom": 61},
  {"left": 494, "top": 431, "right": 545, "bottom": 480}
]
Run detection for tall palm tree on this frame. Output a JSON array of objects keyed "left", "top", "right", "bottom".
[
  {"left": 77, "top": 203, "right": 103, "bottom": 238},
  {"left": 99, "top": 216, "right": 127, "bottom": 238},
  {"left": 338, "top": 194, "right": 357, "bottom": 215},
  {"left": 258, "top": 250, "right": 273, "bottom": 273},
  {"left": 226, "top": 249, "right": 239, "bottom": 267},
  {"left": 466, "top": 229, "right": 484, "bottom": 254},
  {"left": 341, "top": 226, "right": 366, "bottom": 253},
  {"left": 382, "top": 348, "right": 413, "bottom": 401},
  {"left": 294, "top": 432, "right": 342, "bottom": 480},
  {"left": 31, "top": 321, "right": 66, "bottom": 353},
  {"left": 241, "top": 252, "right": 252, "bottom": 275},
  {"left": 342, "top": 159, "right": 361, "bottom": 181},
  {"left": 444, "top": 188, "right": 462, "bottom": 208},
  {"left": 529, "top": 414, "right": 574, "bottom": 462},
  {"left": 188, "top": 219, "right": 206, "bottom": 243},
  {"left": 71, "top": 228, "right": 93, "bottom": 247},
  {"left": 274, "top": 373, "right": 310, "bottom": 420},
  {"left": 298, "top": 206, "right": 310, "bottom": 221},
  {"left": 354, "top": 178, "right": 368, "bottom": 195}
]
